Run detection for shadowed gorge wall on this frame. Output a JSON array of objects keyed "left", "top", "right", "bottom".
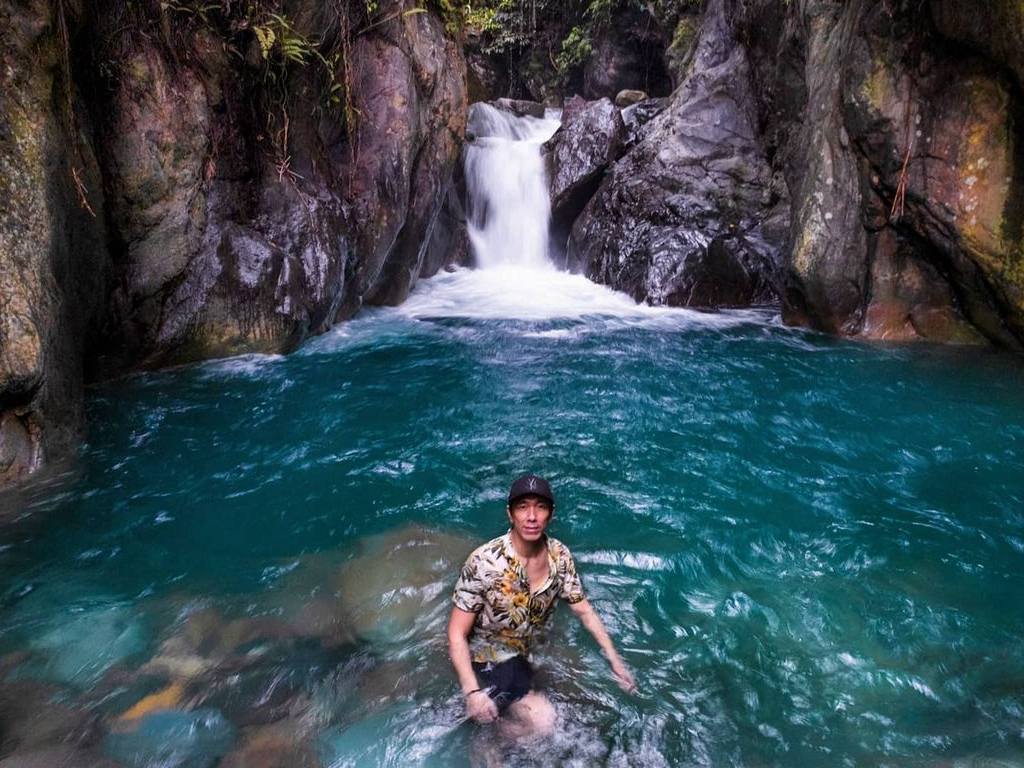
[{"left": 0, "top": 0, "right": 467, "bottom": 485}]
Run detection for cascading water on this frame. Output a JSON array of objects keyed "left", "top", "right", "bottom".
[
  {"left": 406, "top": 102, "right": 679, "bottom": 320},
  {"left": 463, "top": 103, "right": 561, "bottom": 269}
]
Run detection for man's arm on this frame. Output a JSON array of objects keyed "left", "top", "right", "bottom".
[
  {"left": 447, "top": 607, "right": 499, "bottom": 723},
  {"left": 569, "top": 599, "right": 636, "bottom": 693}
]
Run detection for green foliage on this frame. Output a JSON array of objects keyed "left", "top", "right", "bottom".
[
  {"left": 159, "top": 0, "right": 220, "bottom": 24},
  {"left": 584, "top": 0, "right": 616, "bottom": 25},
  {"left": 555, "top": 25, "right": 592, "bottom": 76},
  {"left": 148, "top": 1, "right": 358, "bottom": 176},
  {"left": 253, "top": 13, "right": 316, "bottom": 65}
]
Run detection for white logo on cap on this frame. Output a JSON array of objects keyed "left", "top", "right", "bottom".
[{"left": 528, "top": 477, "right": 537, "bottom": 490}]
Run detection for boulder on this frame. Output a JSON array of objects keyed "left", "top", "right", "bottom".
[
  {"left": 567, "top": 0, "right": 788, "bottom": 309},
  {"left": 543, "top": 98, "right": 626, "bottom": 257},
  {"left": 620, "top": 97, "right": 670, "bottom": 148},
  {"left": 614, "top": 89, "right": 647, "bottom": 108},
  {"left": 492, "top": 98, "right": 546, "bottom": 119}
]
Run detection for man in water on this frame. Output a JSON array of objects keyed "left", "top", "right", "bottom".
[{"left": 447, "top": 474, "right": 635, "bottom": 738}]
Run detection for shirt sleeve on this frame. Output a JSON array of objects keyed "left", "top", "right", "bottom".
[
  {"left": 558, "top": 545, "right": 586, "bottom": 604},
  {"left": 452, "top": 550, "right": 485, "bottom": 613}
]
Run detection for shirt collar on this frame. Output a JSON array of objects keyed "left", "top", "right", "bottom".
[{"left": 501, "top": 529, "right": 558, "bottom": 593}]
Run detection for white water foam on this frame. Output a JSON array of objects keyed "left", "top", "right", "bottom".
[{"left": 396, "top": 266, "right": 775, "bottom": 329}]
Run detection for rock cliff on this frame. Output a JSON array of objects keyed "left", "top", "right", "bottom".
[
  {"left": 546, "top": 0, "right": 1024, "bottom": 347},
  {"left": 0, "top": 0, "right": 467, "bottom": 485}
]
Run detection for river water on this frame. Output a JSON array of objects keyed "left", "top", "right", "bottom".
[{"left": 1, "top": 108, "right": 1023, "bottom": 768}]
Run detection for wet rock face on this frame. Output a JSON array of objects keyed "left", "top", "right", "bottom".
[
  {"left": 0, "top": 0, "right": 108, "bottom": 483},
  {"left": 929, "top": 0, "right": 1024, "bottom": 90},
  {"left": 553, "top": 0, "right": 1024, "bottom": 344},
  {"left": 352, "top": 3, "right": 468, "bottom": 308},
  {"left": 94, "top": 0, "right": 466, "bottom": 366},
  {"left": 95, "top": 41, "right": 349, "bottom": 370},
  {"left": 735, "top": 0, "right": 1024, "bottom": 346},
  {"left": 566, "top": 0, "right": 788, "bottom": 309},
  {"left": 544, "top": 97, "right": 625, "bottom": 252},
  {"left": 843, "top": 14, "right": 1024, "bottom": 346},
  {"left": 860, "top": 230, "right": 984, "bottom": 344}
]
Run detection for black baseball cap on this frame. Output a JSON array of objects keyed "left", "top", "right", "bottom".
[{"left": 508, "top": 474, "right": 555, "bottom": 507}]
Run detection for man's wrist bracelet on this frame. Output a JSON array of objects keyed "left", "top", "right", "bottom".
[{"left": 464, "top": 688, "right": 484, "bottom": 697}]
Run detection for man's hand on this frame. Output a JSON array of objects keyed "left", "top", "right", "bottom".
[
  {"left": 610, "top": 658, "right": 636, "bottom": 694},
  {"left": 465, "top": 690, "right": 498, "bottom": 723},
  {"left": 569, "top": 599, "right": 638, "bottom": 695}
]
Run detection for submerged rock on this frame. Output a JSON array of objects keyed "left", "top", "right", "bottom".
[
  {"left": 316, "top": 702, "right": 419, "bottom": 768},
  {"left": 117, "top": 680, "right": 187, "bottom": 722},
  {"left": 275, "top": 524, "right": 473, "bottom": 648},
  {"left": 25, "top": 601, "right": 148, "bottom": 687},
  {"left": 141, "top": 607, "right": 297, "bottom": 681},
  {"left": 0, "top": 678, "right": 95, "bottom": 754},
  {"left": 104, "top": 708, "right": 235, "bottom": 768},
  {"left": 0, "top": 746, "right": 119, "bottom": 768},
  {"left": 332, "top": 525, "right": 475, "bottom": 645},
  {"left": 219, "top": 720, "right": 318, "bottom": 768}
]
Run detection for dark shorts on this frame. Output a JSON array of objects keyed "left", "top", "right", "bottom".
[{"left": 472, "top": 655, "right": 534, "bottom": 711}]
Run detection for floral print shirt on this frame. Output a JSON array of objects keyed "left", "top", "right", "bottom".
[{"left": 452, "top": 531, "right": 586, "bottom": 663}]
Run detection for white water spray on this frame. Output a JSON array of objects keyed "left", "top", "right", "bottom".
[{"left": 463, "top": 103, "right": 560, "bottom": 269}]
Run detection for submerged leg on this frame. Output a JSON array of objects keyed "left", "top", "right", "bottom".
[{"left": 499, "top": 690, "right": 556, "bottom": 741}]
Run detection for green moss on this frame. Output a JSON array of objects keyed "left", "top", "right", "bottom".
[
  {"left": 860, "top": 60, "right": 893, "bottom": 112},
  {"left": 666, "top": 16, "right": 698, "bottom": 82}
]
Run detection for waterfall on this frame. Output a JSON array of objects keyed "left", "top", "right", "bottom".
[
  {"left": 463, "top": 103, "right": 561, "bottom": 269},
  {"left": 392, "top": 101, "right": 676, "bottom": 321}
]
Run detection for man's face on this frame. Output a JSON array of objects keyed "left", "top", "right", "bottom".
[{"left": 507, "top": 494, "right": 553, "bottom": 543}]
